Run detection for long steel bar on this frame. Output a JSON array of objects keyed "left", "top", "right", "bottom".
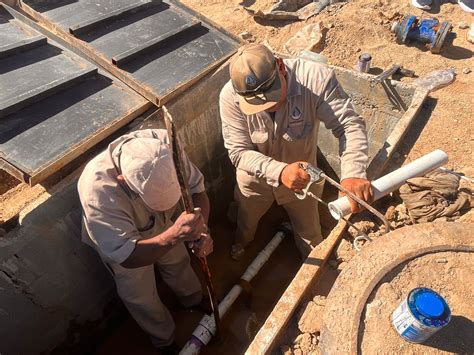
[{"left": 162, "top": 106, "right": 221, "bottom": 334}]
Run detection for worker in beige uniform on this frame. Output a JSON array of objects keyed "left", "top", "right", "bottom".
[
  {"left": 220, "top": 44, "right": 372, "bottom": 260},
  {"left": 78, "top": 129, "right": 213, "bottom": 350}
]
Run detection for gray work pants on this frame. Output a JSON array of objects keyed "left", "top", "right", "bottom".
[
  {"left": 235, "top": 178, "right": 324, "bottom": 257},
  {"left": 106, "top": 242, "right": 202, "bottom": 347}
]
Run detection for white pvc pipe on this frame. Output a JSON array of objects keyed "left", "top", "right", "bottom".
[
  {"left": 180, "top": 231, "right": 287, "bottom": 355},
  {"left": 328, "top": 150, "right": 448, "bottom": 220}
]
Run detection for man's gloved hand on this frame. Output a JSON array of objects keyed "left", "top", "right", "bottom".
[
  {"left": 339, "top": 178, "right": 373, "bottom": 213},
  {"left": 166, "top": 208, "right": 206, "bottom": 245},
  {"left": 280, "top": 162, "right": 310, "bottom": 191},
  {"left": 192, "top": 230, "right": 214, "bottom": 258}
]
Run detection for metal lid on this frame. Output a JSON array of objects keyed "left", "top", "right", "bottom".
[{"left": 415, "top": 290, "right": 445, "bottom": 318}]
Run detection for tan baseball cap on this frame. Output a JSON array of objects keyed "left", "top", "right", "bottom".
[
  {"left": 120, "top": 138, "right": 181, "bottom": 211},
  {"left": 230, "top": 44, "right": 282, "bottom": 115}
]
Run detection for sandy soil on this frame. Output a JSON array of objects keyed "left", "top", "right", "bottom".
[
  {"left": 361, "top": 251, "right": 474, "bottom": 354},
  {"left": 176, "top": 1, "right": 473, "bottom": 353}
]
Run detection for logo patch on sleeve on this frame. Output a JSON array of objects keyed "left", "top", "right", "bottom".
[{"left": 291, "top": 106, "right": 302, "bottom": 120}]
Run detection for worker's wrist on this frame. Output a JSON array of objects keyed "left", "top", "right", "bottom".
[{"left": 156, "top": 227, "right": 178, "bottom": 247}]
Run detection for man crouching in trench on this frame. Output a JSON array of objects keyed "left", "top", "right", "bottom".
[{"left": 78, "top": 129, "right": 212, "bottom": 352}]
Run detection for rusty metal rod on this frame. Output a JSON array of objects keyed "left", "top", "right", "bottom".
[{"left": 162, "top": 106, "right": 221, "bottom": 334}]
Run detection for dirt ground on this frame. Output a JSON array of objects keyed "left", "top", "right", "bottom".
[
  {"left": 361, "top": 251, "right": 474, "bottom": 354},
  {"left": 1, "top": 0, "right": 472, "bottom": 219},
  {"left": 176, "top": 0, "right": 473, "bottom": 353},
  {"left": 0, "top": 0, "right": 472, "bottom": 353}
]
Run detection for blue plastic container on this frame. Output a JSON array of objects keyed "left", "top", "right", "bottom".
[{"left": 392, "top": 287, "right": 451, "bottom": 343}]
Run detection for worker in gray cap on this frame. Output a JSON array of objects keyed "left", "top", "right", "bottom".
[
  {"left": 78, "top": 129, "right": 212, "bottom": 350},
  {"left": 219, "top": 44, "right": 372, "bottom": 260}
]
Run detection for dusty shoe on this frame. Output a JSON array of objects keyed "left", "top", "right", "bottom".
[
  {"left": 411, "top": 0, "right": 432, "bottom": 9},
  {"left": 230, "top": 243, "right": 245, "bottom": 260},
  {"left": 458, "top": 0, "right": 474, "bottom": 12}
]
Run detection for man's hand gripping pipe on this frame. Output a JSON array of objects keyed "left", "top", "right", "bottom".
[{"left": 295, "top": 163, "right": 390, "bottom": 250}]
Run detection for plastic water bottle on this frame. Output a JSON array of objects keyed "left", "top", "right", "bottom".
[{"left": 413, "top": 69, "right": 456, "bottom": 92}]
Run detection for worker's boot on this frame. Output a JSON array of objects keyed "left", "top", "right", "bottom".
[
  {"left": 411, "top": 0, "right": 433, "bottom": 10},
  {"left": 458, "top": 0, "right": 474, "bottom": 12}
]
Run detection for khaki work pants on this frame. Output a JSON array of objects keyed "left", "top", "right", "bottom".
[
  {"left": 106, "top": 242, "right": 202, "bottom": 348},
  {"left": 235, "top": 180, "right": 324, "bottom": 257}
]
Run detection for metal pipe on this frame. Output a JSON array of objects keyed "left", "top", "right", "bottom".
[
  {"left": 328, "top": 150, "right": 449, "bottom": 219},
  {"left": 180, "top": 230, "right": 287, "bottom": 355}
]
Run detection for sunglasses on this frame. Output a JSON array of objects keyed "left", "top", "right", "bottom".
[{"left": 234, "top": 63, "right": 278, "bottom": 97}]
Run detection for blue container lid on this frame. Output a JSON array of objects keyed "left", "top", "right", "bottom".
[
  {"left": 408, "top": 287, "right": 451, "bottom": 327},
  {"left": 415, "top": 291, "right": 444, "bottom": 318}
]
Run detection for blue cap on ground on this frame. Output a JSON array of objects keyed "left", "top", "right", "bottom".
[{"left": 415, "top": 290, "right": 445, "bottom": 318}]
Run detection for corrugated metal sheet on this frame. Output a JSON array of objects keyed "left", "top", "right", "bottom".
[{"left": 0, "top": 4, "right": 151, "bottom": 184}]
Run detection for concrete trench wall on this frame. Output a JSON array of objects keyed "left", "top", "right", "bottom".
[{"left": 0, "top": 63, "right": 233, "bottom": 355}]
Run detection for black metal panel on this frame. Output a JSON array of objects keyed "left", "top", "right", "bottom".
[
  {"left": 22, "top": 0, "right": 239, "bottom": 104},
  {"left": 68, "top": 0, "right": 160, "bottom": 36},
  {"left": 0, "top": 5, "right": 149, "bottom": 184},
  {"left": 0, "top": 75, "right": 144, "bottom": 177}
]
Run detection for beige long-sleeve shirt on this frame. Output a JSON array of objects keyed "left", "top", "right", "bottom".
[
  {"left": 219, "top": 59, "right": 368, "bottom": 204},
  {"left": 78, "top": 129, "right": 205, "bottom": 264}
]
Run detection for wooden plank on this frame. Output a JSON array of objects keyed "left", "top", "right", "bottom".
[
  {"left": 246, "top": 220, "right": 348, "bottom": 355},
  {"left": 0, "top": 35, "right": 46, "bottom": 59},
  {"left": 68, "top": 0, "right": 159, "bottom": 36},
  {"left": 0, "top": 67, "right": 97, "bottom": 119},
  {"left": 112, "top": 19, "right": 201, "bottom": 67},
  {"left": 0, "top": 158, "right": 27, "bottom": 183}
]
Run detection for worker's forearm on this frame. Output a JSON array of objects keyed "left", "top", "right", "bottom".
[
  {"left": 192, "top": 191, "right": 210, "bottom": 223},
  {"left": 120, "top": 228, "right": 176, "bottom": 268}
]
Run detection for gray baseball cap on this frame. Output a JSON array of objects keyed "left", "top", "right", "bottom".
[{"left": 120, "top": 138, "right": 181, "bottom": 211}]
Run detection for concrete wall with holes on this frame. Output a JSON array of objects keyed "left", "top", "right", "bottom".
[{"left": 0, "top": 63, "right": 233, "bottom": 355}]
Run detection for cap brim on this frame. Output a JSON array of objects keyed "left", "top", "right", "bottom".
[{"left": 238, "top": 71, "right": 282, "bottom": 115}]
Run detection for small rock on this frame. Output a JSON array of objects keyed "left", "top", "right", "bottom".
[
  {"left": 468, "top": 24, "right": 474, "bottom": 44},
  {"left": 385, "top": 205, "right": 396, "bottom": 220},
  {"left": 280, "top": 345, "right": 293, "bottom": 355},
  {"left": 313, "top": 295, "right": 327, "bottom": 306},
  {"left": 328, "top": 22, "right": 334, "bottom": 28},
  {"left": 311, "top": 334, "right": 319, "bottom": 345},
  {"left": 294, "top": 333, "right": 312, "bottom": 352},
  {"left": 459, "top": 22, "right": 469, "bottom": 29},
  {"left": 436, "top": 258, "right": 448, "bottom": 263},
  {"left": 336, "top": 238, "right": 355, "bottom": 262},
  {"left": 298, "top": 301, "right": 324, "bottom": 333},
  {"left": 463, "top": 68, "right": 471, "bottom": 74},
  {"left": 239, "top": 31, "right": 255, "bottom": 42},
  {"left": 365, "top": 299, "right": 383, "bottom": 319}
]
